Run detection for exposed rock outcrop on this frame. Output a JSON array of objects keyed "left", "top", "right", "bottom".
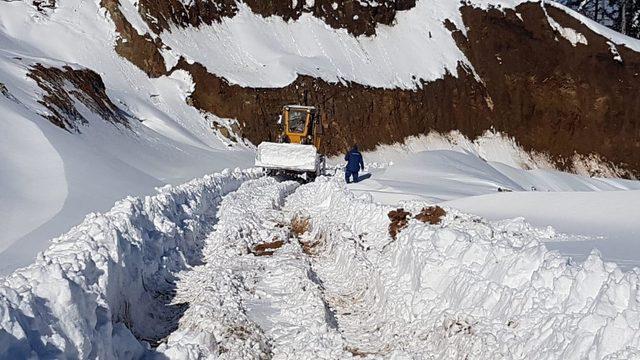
[
  {"left": 137, "top": 0, "right": 415, "bottom": 36},
  {"left": 28, "top": 64, "right": 130, "bottom": 132}
]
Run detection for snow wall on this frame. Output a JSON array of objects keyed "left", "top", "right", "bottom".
[{"left": 0, "top": 168, "right": 261, "bottom": 359}]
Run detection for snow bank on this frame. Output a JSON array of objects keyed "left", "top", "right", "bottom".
[
  {"left": 0, "top": 168, "right": 260, "bottom": 358},
  {"left": 342, "top": 130, "right": 556, "bottom": 171},
  {"left": 283, "top": 178, "right": 640, "bottom": 358},
  {"left": 157, "top": 176, "right": 640, "bottom": 358},
  {"left": 255, "top": 142, "right": 319, "bottom": 172}
]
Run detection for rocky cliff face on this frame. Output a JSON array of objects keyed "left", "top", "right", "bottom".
[{"left": 32, "top": 0, "right": 640, "bottom": 177}]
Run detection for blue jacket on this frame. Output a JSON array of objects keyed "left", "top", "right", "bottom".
[{"left": 345, "top": 147, "right": 364, "bottom": 172}]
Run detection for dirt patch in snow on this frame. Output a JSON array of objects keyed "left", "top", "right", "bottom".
[
  {"left": 28, "top": 64, "right": 130, "bottom": 131},
  {"left": 251, "top": 239, "right": 285, "bottom": 256},
  {"left": 291, "top": 216, "right": 324, "bottom": 255},
  {"left": 291, "top": 216, "right": 311, "bottom": 237},
  {"left": 443, "top": 318, "right": 476, "bottom": 337},
  {"left": 388, "top": 208, "right": 411, "bottom": 239},
  {"left": 415, "top": 206, "right": 446, "bottom": 225},
  {"left": 300, "top": 234, "right": 324, "bottom": 256}
]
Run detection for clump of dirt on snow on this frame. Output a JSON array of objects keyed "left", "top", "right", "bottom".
[
  {"left": 443, "top": 318, "right": 476, "bottom": 337},
  {"left": 414, "top": 206, "right": 446, "bottom": 225},
  {"left": 290, "top": 216, "right": 326, "bottom": 255},
  {"left": 291, "top": 216, "right": 310, "bottom": 237},
  {"left": 388, "top": 208, "right": 411, "bottom": 239},
  {"left": 251, "top": 239, "right": 286, "bottom": 256}
]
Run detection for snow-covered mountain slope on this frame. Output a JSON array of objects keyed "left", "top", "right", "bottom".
[
  {"left": 3, "top": 172, "right": 640, "bottom": 358},
  {"left": 112, "top": 0, "right": 640, "bottom": 175},
  {"left": 0, "top": 4, "right": 254, "bottom": 272}
]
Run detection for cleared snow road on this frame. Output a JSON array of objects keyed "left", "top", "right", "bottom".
[{"left": 155, "top": 176, "right": 640, "bottom": 359}]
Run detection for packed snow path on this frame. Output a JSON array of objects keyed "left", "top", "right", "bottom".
[{"left": 157, "top": 177, "right": 640, "bottom": 359}]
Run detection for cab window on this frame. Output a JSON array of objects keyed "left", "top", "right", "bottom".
[{"left": 288, "top": 110, "right": 307, "bottom": 134}]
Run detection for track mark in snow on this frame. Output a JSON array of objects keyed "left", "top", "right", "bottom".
[{"left": 157, "top": 177, "right": 348, "bottom": 358}]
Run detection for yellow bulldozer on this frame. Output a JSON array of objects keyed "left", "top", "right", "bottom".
[{"left": 255, "top": 105, "right": 326, "bottom": 181}]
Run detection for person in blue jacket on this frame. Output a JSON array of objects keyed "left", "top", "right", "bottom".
[{"left": 344, "top": 145, "right": 364, "bottom": 183}]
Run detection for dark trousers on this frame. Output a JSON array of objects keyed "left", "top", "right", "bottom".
[{"left": 345, "top": 170, "right": 359, "bottom": 183}]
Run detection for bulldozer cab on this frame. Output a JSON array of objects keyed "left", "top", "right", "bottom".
[{"left": 282, "top": 105, "right": 322, "bottom": 148}]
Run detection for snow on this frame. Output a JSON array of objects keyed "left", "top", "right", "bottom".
[
  {"left": 0, "top": 1, "right": 254, "bottom": 274},
  {"left": 545, "top": 8, "right": 589, "bottom": 46},
  {"left": 608, "top": 41, "right": 623, "bottom": 62},
  {"left": 159, "top": 1, "right": 470, "bottom": 89},
  {"left": 156, "top": 0, "right": 640, "bottom": 90},
  {"left": 546, "top": 1, "right": 640, "bottom": 52},
  {"left": 0, "top": 96, "right": 67, "bottom": 256},
  {"left": 1, "top": 0, "right": 639, "bottom": 274},
  {"left": 255, "top": 142, "right": 319, "bottom": 172},
  {"left": 340, "top": 135, "right": 640, "bottom": 269},
  {"left": 445, "top": 191, "right": 640, "bottom": 270},
  {"left": 1, "top": 162, "right": 639, "bottom": 357},
  {"left": 0, "top": 168, "right": 260, "bottom": 358},
  {"left": 153, "top": 176, "right": 640, "bottom": 358}
]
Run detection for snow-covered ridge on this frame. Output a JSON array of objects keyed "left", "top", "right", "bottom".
[
  {"left": 159, "top": 1, "right": 471, "bottom": 88},
  {"left": 0, "top": 168, "right": 260, "bottom": 358}
]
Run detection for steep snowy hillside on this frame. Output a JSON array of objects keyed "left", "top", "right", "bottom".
[{"left": 0, "top": 4, "right": 254, "bottom": 272}]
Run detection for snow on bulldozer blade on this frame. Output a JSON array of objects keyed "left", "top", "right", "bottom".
[{"left": 255, "top": 142, "right": 322, "bottom": 173}]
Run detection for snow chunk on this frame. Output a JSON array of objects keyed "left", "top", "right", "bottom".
[
  {"left": 608, "top": 41, "right": 623, "bottom": 63},
  {"left": 255, "top": 142, "right": 319, "bottom": 172},
  {"left": 546, "top": 13, "right": 588, "bottom": 46}
]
